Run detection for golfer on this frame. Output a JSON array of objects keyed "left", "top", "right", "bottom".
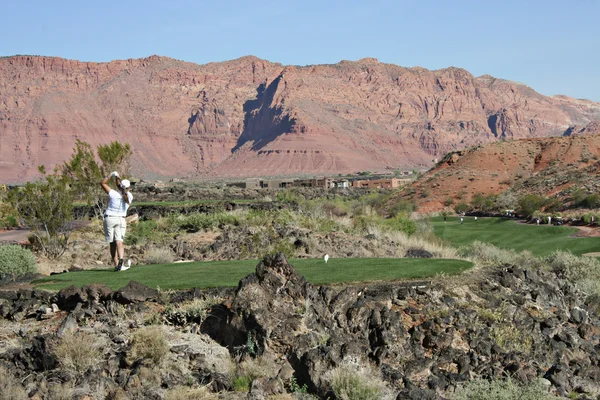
[{"left": 101, "top": 171, "right": 133, "bottom": 271}]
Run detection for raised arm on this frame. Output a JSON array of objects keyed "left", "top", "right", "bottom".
[{"left": 101, "top": 176, "right": 111, "bottom": 194}]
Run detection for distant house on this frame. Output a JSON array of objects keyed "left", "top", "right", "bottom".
[
  {"left": 352, "top": 178, "right": 411, "bottom": 189},
  {"left": 293, "top": 177, "right": 334, "bottom": 188}
]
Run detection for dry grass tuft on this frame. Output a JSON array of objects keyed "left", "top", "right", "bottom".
[
  {"left": 54, "top": 331, "right": 103, "bottom": 376},
  {"left": 0, "top": 365, "right": 27, "bottom": 400},
  {"left": 164, "top": 386, "right": 217, "bottom": 400},
  {"left": 128, "top": 326, "right": 170, "bottom": 366},
  {"left": 144, "top": 246, "right": 175, "bottom": 264}
]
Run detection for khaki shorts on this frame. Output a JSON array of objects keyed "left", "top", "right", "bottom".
[{"left": 104, "top": 216, "right": 127, "bottom": 243}]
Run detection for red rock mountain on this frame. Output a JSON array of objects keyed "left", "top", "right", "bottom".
[
  {"left": 397, "top": 123, "right": 600, "bottom": 213},
  {"left": 1, "top": 55, "right": 599, "bottom": 183}
]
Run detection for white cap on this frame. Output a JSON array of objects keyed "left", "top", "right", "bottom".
[{"left": 120, "top": 179, "right": 131, "bottom": 189}]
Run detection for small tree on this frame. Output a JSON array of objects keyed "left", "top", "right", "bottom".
[
  {"left": 470, "top": 193, "right": 486, "bottom": 211},
  {"left": 454, "top": 202, "right": 469, "bottom": 214},
  {"left": 518, "top": 194, "right": 545, "bottom": 218},
  {"left": 98, "top": 141, "right": 132, "bottom": 177},
  {"left": 11, "top": 169, "right": 74, "bottom": 259}
]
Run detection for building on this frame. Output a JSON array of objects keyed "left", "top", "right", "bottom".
[{"left": 351, "top": 178, "right": 411, "bottom": 189}]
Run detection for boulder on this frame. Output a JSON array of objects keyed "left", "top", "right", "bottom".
[{"left": 113, "top": 281, "right": 159, "bottom": 304}]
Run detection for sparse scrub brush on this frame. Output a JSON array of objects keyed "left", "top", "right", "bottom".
[
  {"left": 0, "top": 365, "right": 28, "bottom": 400},
  {"left": 144, "top": 246, "right": 174, "bottom": 264},
  {"left": 0, "top": 244, "right": 38, "bottom": 280},
  {"left": 450, "top": 377, "right": 557, "bottom": 400},
  {"left": 54, "top": 331, "right": 102, "bottom": 377},
  {"left": 165, "top": 386, "right": 217, "bottom": 400},
  {"left": 326, "top": 365, "right": 393, "bottom": 400},
  {"left": 459, "top": 241, "right": 519, "bottom": 266},
  {"left": 545, "top": 251, "right": 600, "bottom": 296},
  {"left": 128, "top": 326, "right": 169, "bottom": 366}
]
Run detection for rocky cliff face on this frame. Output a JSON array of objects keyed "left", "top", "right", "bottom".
[{"left": 1, "top": 55, "right": 599, "bottom": 182}]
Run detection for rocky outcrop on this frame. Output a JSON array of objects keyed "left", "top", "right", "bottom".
[
  {"left": 1, "top": 254, "right": 600, "bottom": 398},
  {"left": 397, "top": 126, "right": 600, "bottom": 212},
  {"left": 1, "top": 55, "right": 599, "bottom": 183}
]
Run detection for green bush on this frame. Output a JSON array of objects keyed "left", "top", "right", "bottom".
[
  {"left": 125, "top": 220, "right": 159, "bottom": 245},
  {"left": 383, "top": 215, "right": 417, "bottom": 236},
  {"left": 0, "top": 245, "right": 37, "bottom": 280},
  {"left": 450, "top": 377, "right": 556, "bottom": 400},
  {"left": 454, "top": 202, "right": 469, "bottom": 214},
  {"left": 518, "top": 194, "right": 545, "bottom": 218},
  {"left": 582, "top": 193, "right": 600, "bottom": 208},
  {"left": 389, "top": 199, "right": 416, "bottom": 217}
]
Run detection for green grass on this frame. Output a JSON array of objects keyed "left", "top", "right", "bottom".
[
  {"left": 32, "top": 258, "right": 472, "bottom": 291},
  {"left": 433, "top": 216, "right": 600, "bottom": 257}
]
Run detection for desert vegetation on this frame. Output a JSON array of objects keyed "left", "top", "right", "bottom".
[{"left": 3, "top": 140, "right": 600, "bottom": 399}]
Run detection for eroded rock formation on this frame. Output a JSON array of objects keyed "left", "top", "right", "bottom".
[{"left": 1, "top": 55, "right": 599, "bottom": 182}]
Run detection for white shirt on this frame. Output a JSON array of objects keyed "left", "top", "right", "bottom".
[{"left": 105, "top": 189, "right": 133, "bottom": 217}]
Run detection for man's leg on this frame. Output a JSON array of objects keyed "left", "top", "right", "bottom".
[
  {"left": 110, "top": 241, "right": 118, "bottom": 266},
  {"left": 116, "top": 240, "right": 125, "bottom": 261}
]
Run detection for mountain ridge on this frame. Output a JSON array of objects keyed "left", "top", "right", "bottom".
[{"left": 1, "top": 54, "right": 599, "bottom": 183}]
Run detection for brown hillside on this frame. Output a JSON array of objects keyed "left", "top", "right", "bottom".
[
  {"left": 399, "top": 123, "right": 600, "bottom": 212},
  {"left": 1, "top": 55, "right": 599, "bottom": 182}
]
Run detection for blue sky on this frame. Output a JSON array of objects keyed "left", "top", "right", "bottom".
[{"left": 2, "top": 0, "right": 598, "bottom": 101}]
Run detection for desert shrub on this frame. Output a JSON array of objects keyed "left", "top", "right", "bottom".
[
  {"left": 10, "top": 173, "right": 74, "bottom": 259},
  {"left": 0, "top": 365, "right": 27, "bottom": 400},
  {"left": 163, "top": 296, "right": 224, "bottom": 326},
  {"left": 470, "top": 193, "right": 486, "bottom": 211},
  {"left": 444, "top": 197, "right": 454, "bottom": 206},
  {"left": 328, "top": 365, "right": 384, "bottom": 400},
  {"left": 128, "top": 326, "right": 169, "bottom": 366},
  {"left": 495, "top": 191, "right": 518, "bottom": 211},
  {"left": 143, "top": 246, "right": 174, "bottom": 264},
  {"left": 233, "top": 357, "right": 279, "bottom": 392},
  {"left": 518, "top": 194, "right": 545, "bottom": 218},
  {"left": 0, "top": 201, "right": 19, "bottom": 229},
  {"left": 545, "top": 251, "right": 600, "bottom": 296},
  {"left": 276, "top": 189, "right": 304, "bottom": 203},
  {"left": 47, "top": 383, "right": 74, "bottom": 400},
  {"left": 388, "top": 199, "right": 416, "bottom": 217},
  {"left": 54, "top": 331, "right": 102, "bottom": 376},
  {"left": 582, "top": 193, "right": 600, "bottom": 208},
  {"left": 165, "top": 386, "right": 217, "bottom": 400},
  {"left": 450, "top": 377, "right": 556, "bottom": 400},
  {"left": 459, "top": 241, "right": 541, "bottom": 269},
  {"left": 581, "top": 212, "right": 599, "bottom": 224},
  {"left": 383, "top": 215, "right": 417, "bottom": 236},
  {"left": 454, "top": 202, "right": 469, "bottom": 214},
  {"left": 125, "top": 219, "right": 159, "bottom": 245},
  {"left": 321, "top": 200, "right": 349, "bottom": 217},
  {"left": 0, "top": 244, "right": 38, "bottom": 280}
]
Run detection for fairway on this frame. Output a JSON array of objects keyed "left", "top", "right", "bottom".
[
  {"left": 33, "top": 258, "right": 473, "bottom": 291},
  {"left": 432, "top": 217, "right": 600, "bottom": 257}
]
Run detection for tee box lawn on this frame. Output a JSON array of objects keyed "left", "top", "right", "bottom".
[
  {"left": 33, "top": 257, "right": 473, "bottom": 291},
  {"left": 432, "top": 216, "right": 600, "bottom": 257}
]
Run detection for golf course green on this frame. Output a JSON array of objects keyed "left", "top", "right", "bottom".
[{"left": 432, "top": 216, "right": 600, "bottom": 257}]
